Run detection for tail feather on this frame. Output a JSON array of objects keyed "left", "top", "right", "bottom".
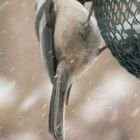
[{"left": 48, "top": 61, "right": 70, "bottom": 140}]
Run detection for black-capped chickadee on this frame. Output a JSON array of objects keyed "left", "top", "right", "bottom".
[{"left": 35, "top": 0, "right": 106, "bottom": 139}]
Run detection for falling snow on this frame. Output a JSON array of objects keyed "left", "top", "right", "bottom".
[{"left": 0, "top": 0, "right": 139, "bottom": 140}]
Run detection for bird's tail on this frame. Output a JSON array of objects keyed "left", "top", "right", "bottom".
[{"left": 48, "top": 61, "right": 71, "bottom": 140}]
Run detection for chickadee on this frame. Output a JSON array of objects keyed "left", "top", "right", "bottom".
[{"left": 35, "top": 0, "right": 106, "bottom": 139}]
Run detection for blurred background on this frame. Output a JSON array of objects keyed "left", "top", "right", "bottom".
[{"left": 0, "top": 0, "right": 140, "bottom": 140}]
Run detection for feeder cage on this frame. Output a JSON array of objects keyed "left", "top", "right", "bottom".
[{"left": 92, "top": 0, "right": 140, "bottom": 78}]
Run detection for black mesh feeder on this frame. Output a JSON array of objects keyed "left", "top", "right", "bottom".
[{"left": 92, "top": 0, "right": 140, "bottom": 79}]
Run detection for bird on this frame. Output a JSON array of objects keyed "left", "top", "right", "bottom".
[{"left": 35, "top": 0, "right": 106, "bottom": 139}]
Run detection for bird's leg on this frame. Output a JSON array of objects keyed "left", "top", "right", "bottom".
[
  {"left": 86, "top": 0, "right": 94, "bottom": 24},
  {"left": 97, "top": 46, "right": 107, "bottom": 55}
]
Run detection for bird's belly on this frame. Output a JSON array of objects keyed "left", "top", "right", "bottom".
[
  {"left": 54, "top": 25, "right": 88, "bottom": 63},
  {"left": 54, "top": 28, "right": 99, "bottom": 74},
  {"left": 54, "top": 4, "right": 101, "bottom": 72}
]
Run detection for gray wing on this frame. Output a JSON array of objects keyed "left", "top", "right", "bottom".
[{"left": 35, "top": 0, "right": 57, "bottom": 83}]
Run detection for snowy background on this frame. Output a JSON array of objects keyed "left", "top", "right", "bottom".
[{"left": 0, "top": 0, "right": 140, "bottom": 140}]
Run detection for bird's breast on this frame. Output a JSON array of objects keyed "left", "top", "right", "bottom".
[{"left": 54, "top": 3, "right": 88, "bottom": 49}]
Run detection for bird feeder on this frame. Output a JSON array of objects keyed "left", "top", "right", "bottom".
[{"left": 93, "top": 0, "right": 140, "bottom": 79}]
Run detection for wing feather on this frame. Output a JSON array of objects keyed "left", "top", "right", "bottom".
[{"left": 35, "top": 0, "right": 57, "bottom": 83}]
